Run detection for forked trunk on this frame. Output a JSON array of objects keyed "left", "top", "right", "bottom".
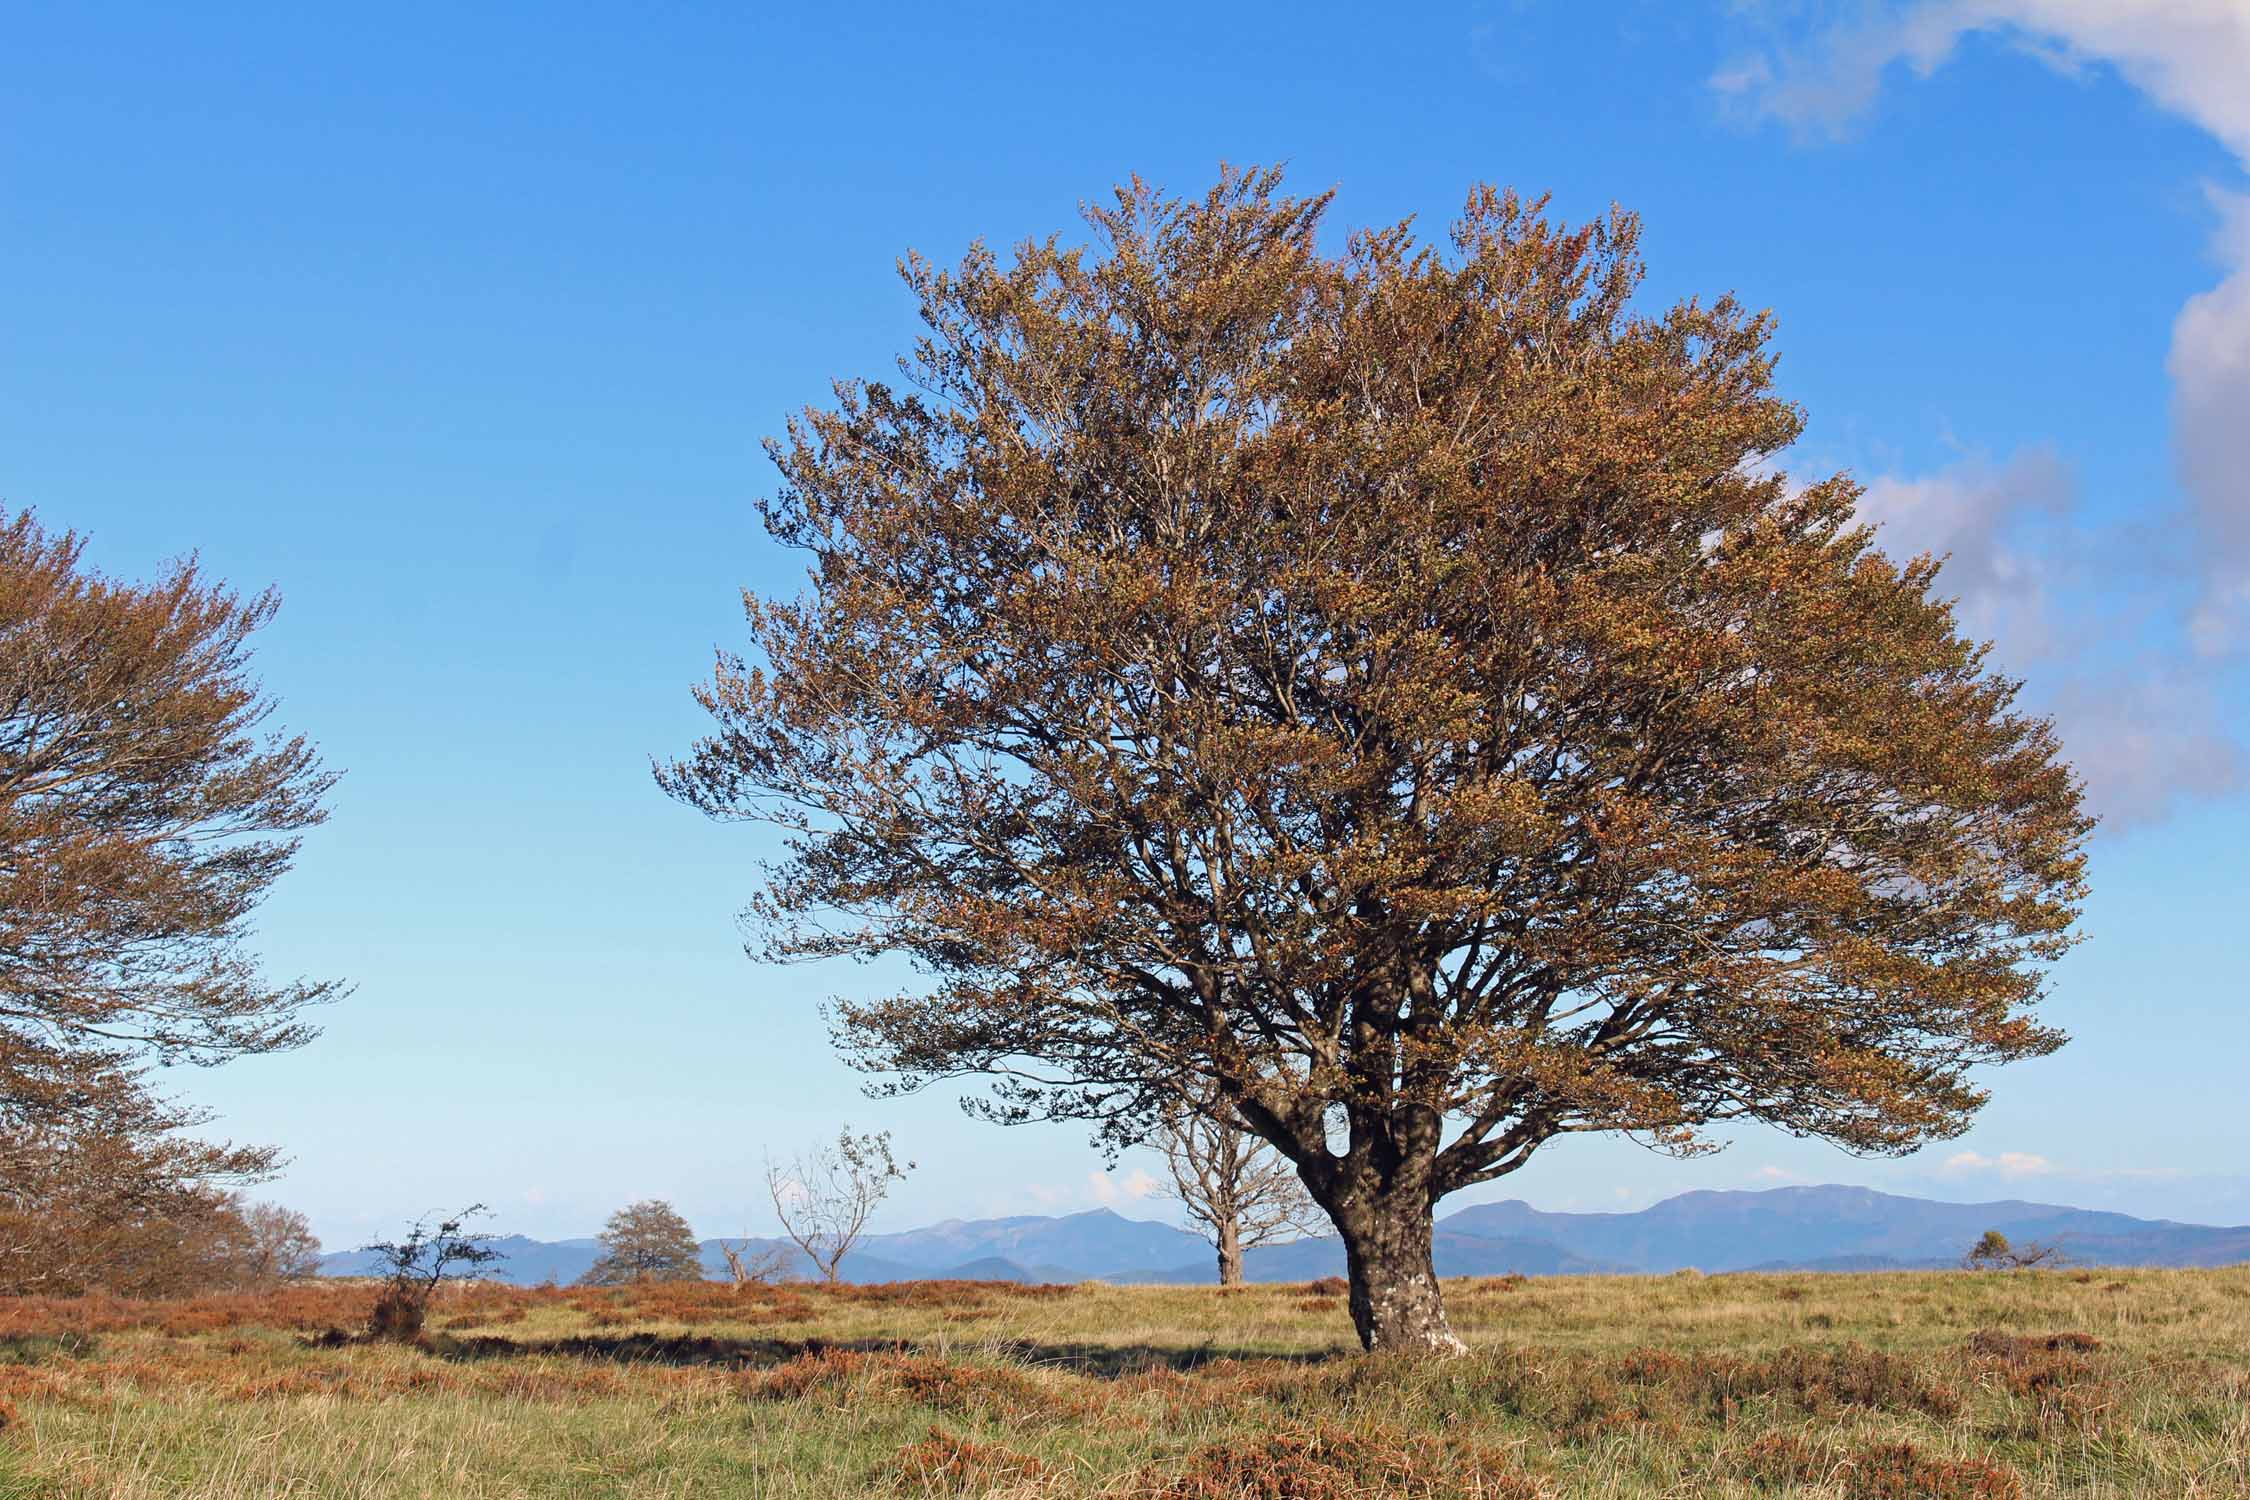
[
  {"left": 1216, "top": 1216, "right": 1244, "bottom": 1287},
  {"left": 1335, "top": 1193, "right": 1464, "bottom": 1354}
]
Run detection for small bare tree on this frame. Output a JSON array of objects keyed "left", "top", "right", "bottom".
[
  {"left": 765, "top": 1127, "right": 913, "bottom": 1284},
  {"left": 716, "top": 1239, "right": 793, "bottom": 1286},
  {"left": 1157, "top": 1082, "right": 1320, "bottom": 1285}
]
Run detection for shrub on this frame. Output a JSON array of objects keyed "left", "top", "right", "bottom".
[
  {"left": 893, "top": 1428, "right": 1048, "bottom": 1492},
  {"left": 1843, "top": 1442, "right": 2022, "bottom": 1500},
  {"left": 359, "top": 1207, "right": 505, "bottom": 1343}
]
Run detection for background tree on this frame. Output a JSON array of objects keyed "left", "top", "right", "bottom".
[
  {"left": 1965, "top": 1229, "right": 2065, "bottom": 1270},
  {"left": 715, "top": 1237, "right": 793, "bottom": 1286},
  {"left": 362, "top": 1207, "right": 504, "bottom": 1341},
  {"left": 1156, "top": 1078, "right": 1319, "bottom": 1285},
  {"left": 580, "top": 1198, "right": 704, "bottom": 1284},
  {"left": 765, "top": 1127, "right": 912, "bottom": 1284},
  {"left": 237, "top": 1200, "right": 324, "bottom": 1284},
  {"left": 661, "top": 170, "right": 2090, "bottom": 1352},
  {"left": 0, "top": 508, "right": 341, "bottom": 1288}
]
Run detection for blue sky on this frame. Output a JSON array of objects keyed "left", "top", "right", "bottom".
[{"left": 4, "top": 2, "right": 2245, "bottom": 1249}]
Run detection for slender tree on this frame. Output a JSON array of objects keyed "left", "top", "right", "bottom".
[
  {"left": 1156, "top": 1078, "right": 1318, "bottom": 1285},
  {"left": 765, "top": 1127, "right": 912, "bottom": 1283},
  {"left": 581, "top": 1198, "right": 704, "bottom": 1284},
  {"left": 662, "top": 170, "right": 2090, "bottom": 1352}
]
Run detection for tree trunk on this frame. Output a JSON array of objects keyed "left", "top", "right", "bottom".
[
  {"left": 1334, "top": 1193, "right": 1463, "bottom": 1354},
  {"left": 1215, "top": 1215, "right": 1243, "bottom": 1286}
]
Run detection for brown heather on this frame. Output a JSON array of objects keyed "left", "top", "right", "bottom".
[
  {"left": 661, "top": 168, "right": 2091, "bottom": 1353},
  {"left": 0, "top": 1267, "right": 2243, "bottom": 1496}
]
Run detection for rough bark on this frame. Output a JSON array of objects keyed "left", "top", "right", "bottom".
[
  {"left": 1331, "top": 1187, "right": 1465, "bottom": 1354},
  {"left": 1216, "top": 1217, "right": 1243, "bottom": 1287}
]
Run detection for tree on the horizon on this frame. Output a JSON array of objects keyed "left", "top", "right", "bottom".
[
  {"left": 581, "top": 1199, "right": 704, "bottom": 1285},
  {"left": 660, "top": 169, "right": 2091, "bottom": 1352},
  {"left": 765, "top": 1127, "right": 912, "bottom": 1284},
  {"left": 1156, "top": 1077, "right": 1319, "bottom": 1285},
  {"left": 0, "top": 508, "right": 343, "bottom": 1295}
]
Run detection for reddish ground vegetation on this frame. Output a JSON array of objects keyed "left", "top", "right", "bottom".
[
  {"left": 1841, "top": 1442, "right": 2023, "bottom": 1500},
  {"left": 892, "top": 1427, "right": 1049, "bottom": 1492},
  {"left": 1737, "top": 1432, "right": 1835, "bottom": 1487},
  {"left": 1609, "top": 1343, "right": 1963, "bottom": 1421},
  {"left": 1143, "top": 1425, "right": 1545, "bottom": 1499},
  {"left": 736, "top": 1347, "right": 1082, "bottom": 1423}
]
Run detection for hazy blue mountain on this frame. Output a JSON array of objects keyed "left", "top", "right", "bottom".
[
  {"left": 1437, "top": 1185, "right": 2250, "bottom": 1272},
  {"left": 852, "top": 1209, "right": 1211, "bottom": 1275},
  {"left": 1121, "top": 1231, "right": 1629, "bottom": 1284},
  {"left": 319, "top": 1186, "right": 2250, "bottom": 1283},
  {"left": 318, "top": 1234, "right": 601, "bottom": 1286}
]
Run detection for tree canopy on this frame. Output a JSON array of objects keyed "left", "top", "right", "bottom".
[
  {"left": 0, "top": 509, "right": 341, "bottom": 1293},
  {"left": 582, "top": 1199, "right": 704, "bottom": 1285},
  {"left": 662, "top": 169, "right": 2090, "bottom": 1350}
]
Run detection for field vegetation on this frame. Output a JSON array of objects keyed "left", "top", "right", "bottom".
[{"left": 0, "top": 1267, "right": 2243, "bottom": 1497}]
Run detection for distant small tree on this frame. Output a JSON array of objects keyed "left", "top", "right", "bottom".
[
  {"left": 766, "top": 1127, "right": 913, "bottom": 1284},
  {"left": 1156, "top": 1081, "right": 1319, "bottom": 1285},
  {"left": 1965, "top": 1228, "right": 2065, "bottom": 1270},
  {"left": 237, "top": 1200, "right": 323, "bottom": 1284},
  {"left": 716, "top": 1238, "right": 793, "bottom": 1286},
  {"left": 581, "top": 1199, "right": 703, "bottom": 1285},
  {"left": 362, "top": 1206, "right": 504, "bottom": 1341}
]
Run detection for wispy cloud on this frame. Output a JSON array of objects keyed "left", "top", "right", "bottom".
[
  {"left": 1942, "top": 1149, "right": 2058, "bottom": 1177},
  {"left": 1855, "top": 450, "right": 2243, "bottom": 823},
  {"left": 1087, "top": 1168, "right": 1162, "bottom": 1207},
  {"left": 1717, "top": 1, "right": 2250, "bottom": 815}
]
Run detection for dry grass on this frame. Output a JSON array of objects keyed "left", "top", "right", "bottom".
[{"left": 0, "top": 1266, "right": 2243, "bottom": 1496}]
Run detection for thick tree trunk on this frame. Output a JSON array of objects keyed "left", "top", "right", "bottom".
[
  {"left": 1334, "top": 1194, "right": 1463, "bottom": 1354},
  {"left": 1215, "top": 1216, "right": 1243, "bottom": 1286}
]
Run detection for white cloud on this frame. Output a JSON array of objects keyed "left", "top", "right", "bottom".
[
  {"left": 2172, "top": 186, "right": 2250, "bottom": 652},
  {"left": 1717, "top": 2, "right": 2250, "bottom": 155},
  {"left": 1943, "top": 1149, "right": 2058, "bottom": 1176},
  {"left": 1086, "top": 1167, "right": 1161, "bottom": 1207},
  {"left": 1856, "top": 449, "right": 2071, "bottom": 658},
  {"left": 1719, "top": 1, "right": 2250, "bottom": 818},
  {"left": 1857, "top": 450, "right": 2242, "bottom": 823}
]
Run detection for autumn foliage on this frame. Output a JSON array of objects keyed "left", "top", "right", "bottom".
[
  {"left": 663, "top": 167, "right": 2091, "bottom": 1351},
  {"left": 0, "top": 508, "right": 341, "bottom": 1296}
]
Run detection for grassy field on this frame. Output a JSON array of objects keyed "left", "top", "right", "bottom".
[{"left": 0, "top": 1266, "right": 2244, "bottom": 1498}]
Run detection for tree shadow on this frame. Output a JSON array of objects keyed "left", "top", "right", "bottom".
[
  {"left": 419, "top": 1331, "right": 909, "bottom": 1368},
  {"left": 328, "top": 1329, "right": 1350, "bottom": 1378},
  {"left": 988, "top": 1339, "right": 1346, "bottom": 1377}
]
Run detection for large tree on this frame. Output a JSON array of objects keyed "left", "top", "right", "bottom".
[
  {"left": 0, "top": 509, "right": 340, "bottom": 1290},
  {"left": 661, "top": 171, "right": 2090, "bottom": 1352}
]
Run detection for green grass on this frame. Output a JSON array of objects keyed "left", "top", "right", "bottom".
[{"left": 0, "top": 1267, "right": 2244, "bottom": 1497}]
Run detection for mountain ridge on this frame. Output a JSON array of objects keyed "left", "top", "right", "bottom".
[{"left": 316, "top": 1185, "right": 2250, "bottom": 1284}]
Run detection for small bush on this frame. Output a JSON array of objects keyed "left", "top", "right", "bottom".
[
  {"left": 1843, "top": 1441, "right": 2022, "bottom": 1500},
  {"left": 893, "top": 1427, "right": 1048, "bottom": 1492}
]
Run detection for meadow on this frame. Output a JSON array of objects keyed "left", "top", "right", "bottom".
[{"left": 0, "top": 1266, "right": 2244, "bottom": 1499}]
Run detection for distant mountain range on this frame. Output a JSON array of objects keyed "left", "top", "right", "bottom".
[{"left": 316, "top": 1185, "right": 2250, "bottom": 1285}]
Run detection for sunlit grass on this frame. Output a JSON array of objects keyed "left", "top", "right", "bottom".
[{"left": 0, "top": 1267, "right": 2244, "bottom": 1496}]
